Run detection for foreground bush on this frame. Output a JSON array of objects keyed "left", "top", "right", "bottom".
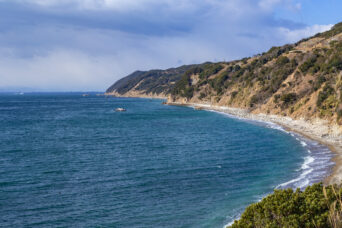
[{"left": 229, "top": 183, "right": 342, "bottom": 228}]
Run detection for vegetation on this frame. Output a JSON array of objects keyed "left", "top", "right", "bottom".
[
  {"left": 229, "top": 183, "right": 342, "bottom": 228},
  {"left": 106, "top": 64, "right": 196, "bottom": 95},
  {"left": 281, "top": 93, "right": 297, "bottom": 105},
  {"left": 299, "top": 55, "right": 317, "bottom": 73},
  {"left": 199, "top": 63, "right": 224, "bottom": 79},
  {"left": 317, "top": 85, "right": 335, "bottom": 107},
  {"left": 107, "top": 21, "right": 342, "bottom": 124},
  {"left": 318, "top": 22, "right": 342, "bottom": 39},
  {"left": 171, "top": 72, "right": 194, "bottom": 98},
  {"left": 106, "top": 21, "right": 342, "bottom": 228}
]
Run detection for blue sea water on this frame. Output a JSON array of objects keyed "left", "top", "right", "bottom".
[{"left": 0, "top": 93, "right": 334, "bottom": 227}]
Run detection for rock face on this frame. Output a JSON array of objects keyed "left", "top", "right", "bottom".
[{"left": 106, "top": 22, "right": 342, "bottom": 133}]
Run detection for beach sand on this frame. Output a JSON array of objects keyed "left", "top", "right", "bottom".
[{"left": 168, "top": 102, "right": 342, "bottom": 185}]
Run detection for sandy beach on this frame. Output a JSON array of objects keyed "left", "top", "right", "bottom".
[{"left": 168, "top": 102, "right": 342, "bottom": 185}]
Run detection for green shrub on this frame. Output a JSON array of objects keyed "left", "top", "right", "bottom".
[
  {"left": 199, "top": 92, "right": 206, "bottom": 100},
  {"left": 276, "top": 56, "right": 290, "bottom": 65},
  {"left": 314, "top": 75, "right": 326, "bottom": 91},
  {"left": 317, "top": 85, "right": 335, "bottom": 107},
  {"left": 231, "top": 91, "right": 238, "bottom": 98},
  {"left": 229, "top": 183, "right": 342, "bottom": 228},
  {"left": 182, "top": 87, "right": 194, "bottom": 99},
  {"left": 199, "top": 63, "right": 224, "bottom": 79},
  {"left": 299, "top": 56, "right": 317, "bottom": 73},
  {"left": 171, "top": 74, "right": 192, "bottom": 96},
  {"left": 281, "top": 93, "right": 297, "bottom": 104},
  {"left": 184, "top": 66, "right": 203, "bottom": 77},
  {"left": 274, "top": 94, "right": 280, "bottom": 103},
  {"left": 290, "top": 106, "right": 295, "bottom": 113},
  {"left": 249, "top": 94, "right": 263, "bottom": 107},
  {"left": 328, "top": 54, "right": 342, "bottom": 71}
]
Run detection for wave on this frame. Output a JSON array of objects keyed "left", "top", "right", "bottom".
[
  {"left": 206, "top": 108, "right": 334, "bottom": 227},
  {"left": 276, "top": 133, "right": 334, "bottom": 190},
  {"left": 300, "top": 141, "right": 307, "bottom": 147},
  {"left": 301, "top": 156, "right": 314, "bottom": 170},
  {"left": 211, "top": 108, "right": 333, "bottom": 190}
]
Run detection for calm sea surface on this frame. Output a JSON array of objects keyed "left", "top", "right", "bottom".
[{"left": 0, "top": 93, "right": 333, "bottom": 227}]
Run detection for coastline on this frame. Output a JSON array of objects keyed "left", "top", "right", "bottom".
[
  {"left": 104, "top": 91, "right": 167, "bottom": 99},
  {"left": 167, "top": 101, "right": 342, "bottom": 185}
]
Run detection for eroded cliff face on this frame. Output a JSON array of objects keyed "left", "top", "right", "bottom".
[{"left": 107, "top": 23, "right": 342, "bottom": 133}]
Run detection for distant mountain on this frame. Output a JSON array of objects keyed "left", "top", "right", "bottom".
[
  {"left": 107, "top": 22, "right": 342, "bottom": 125},
  {"left": 105, "top": 64, "right": 198, "bottom": 98}
]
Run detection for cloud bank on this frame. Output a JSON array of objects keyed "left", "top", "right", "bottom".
[{"left": 0, "top": 0, "right": 333, "bottom": 91}]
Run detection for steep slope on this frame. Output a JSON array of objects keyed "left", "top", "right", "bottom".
[
  {"left": 105, "top": 64, "right": 197, "bottom": 98},
  {"left": 169, "top": 23, "right": 342, "bottom": 128}
]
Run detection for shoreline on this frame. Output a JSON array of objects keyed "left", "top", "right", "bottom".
[{"left": 168, "top": 101, "right": 342, "bottom": 185}]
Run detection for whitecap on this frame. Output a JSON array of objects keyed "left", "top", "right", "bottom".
[
  {"left": 300, "top": 141, "right": 307, "bottom": 147},
  {"left": 301, "top": 156, "right": 314, "bottom": 170},
  {"left": 277, "top": 168, "right": 313, "bottom": 189}
]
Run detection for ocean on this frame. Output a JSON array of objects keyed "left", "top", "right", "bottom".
[{"left": 0, "top": 93, "right": 334, "bottom": 227}]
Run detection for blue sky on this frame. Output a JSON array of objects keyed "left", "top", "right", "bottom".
[{"left": 0, "top": 0, "right": 340, "bottom": 91}]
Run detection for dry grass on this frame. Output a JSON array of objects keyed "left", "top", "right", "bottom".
[{"left": 323, "top": 185, "right": 342, "bottom": 228}]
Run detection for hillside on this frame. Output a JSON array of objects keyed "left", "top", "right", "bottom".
[
  {"left": 105, "top": 64, "right": 198, "bottom": 98},
  {"left": 106, "top": 22, "right": 342, "bottom": 129}
]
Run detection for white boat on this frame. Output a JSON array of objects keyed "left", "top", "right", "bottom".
[{"left": 115, "top": 108, "right": 126, "bottom": 112}]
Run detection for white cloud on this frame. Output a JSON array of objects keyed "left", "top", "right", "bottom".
[
  {"left": 0, "top": 0, "right": 335, "bottom": 91},
  {"left": 0, "top": 29, "right": 230, "bottom": 91},
  {"left": 277, "top": 24, "right": 333, "bottom": 43},
  {"left": 0, "top": 0, "right": 198, "bottom": 11},
  {"left": 0, "top": 50, "right": 117, "bottom": 91}
]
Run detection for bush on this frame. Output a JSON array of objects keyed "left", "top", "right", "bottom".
[
  {"left": 184, "top": 66, "right": 203, "bottom": 77},
  {"left": 281, "top": 93, "right": 297, "bottom": 104},
  {"left": 328, "top": 54, "right": 342, "bottom": 71},
  {"left": 199, "top": 63, "right": 224, "bottom": 79},
  {"left": 182, "top": 87, "right": 194, "bottom": 99},
  {"left": 229, "top": 183, "right": 342, "bottom": 228},
  {"left": 299, "top": 56, "right": 317, "bottom": 73},
  {"left": 274, "top": 94, "right": 281, "bottom": 103},
  {"left": 231, "top": 91, "right": 238, "bottom": 98},
  {"left": 249, "top": 94, "right": 263, "bottom": 107},
  {"left": 276, "top": 56, "right": 290, "bottom": 65},
  {"left": 171, "top": 74, "right": 192, "bottom": 96},
  {"left": 314, "top": 75, "right": 326, "bottom": 91},
  {"left": 317, "top": 85, "right": 335, "bottom": 107},
  {"left": 199, "top": 92, "right": 206, "bottom": 100}
]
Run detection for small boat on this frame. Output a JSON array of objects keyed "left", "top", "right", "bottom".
[
  {"left": 82, "top": 94, "right": 89, "bottom": 97},
  {"left": 115, "top": 108, "right": 126, "bottom": 112}
]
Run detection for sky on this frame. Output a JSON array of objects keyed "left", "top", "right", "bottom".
[{"left": 0, "top": 0, "right": 341, "bottom": 91}]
